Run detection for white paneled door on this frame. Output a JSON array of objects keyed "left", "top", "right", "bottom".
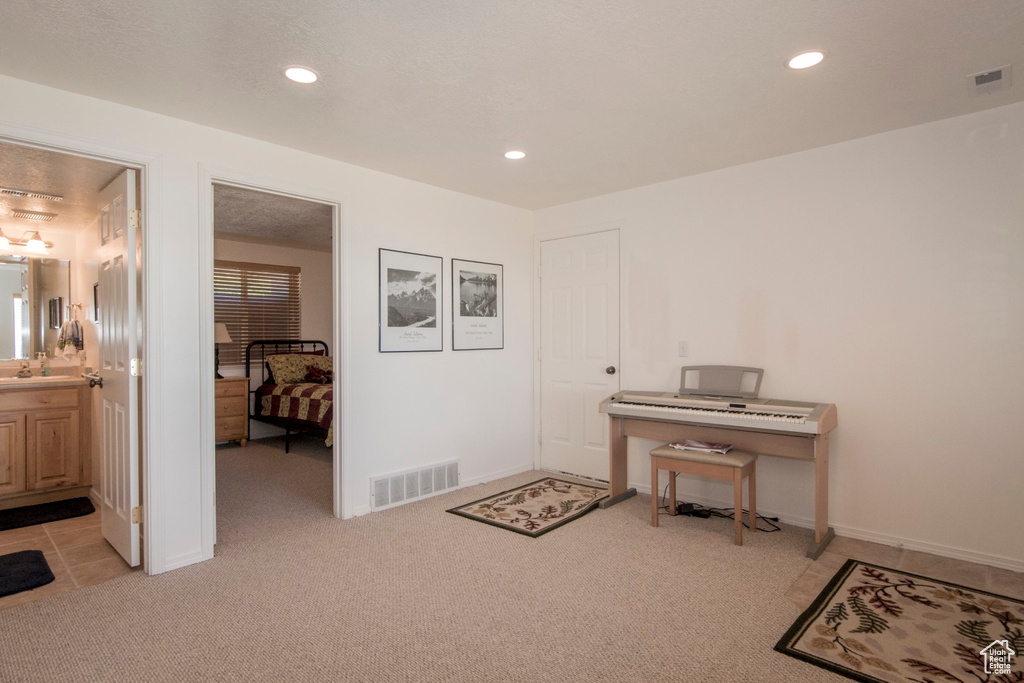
[
  {"left": 97, "top": 169, "right": 141, "bottom": 567},
  {"left": 539, "top": 230, "right": 620, "bottom": 481}
]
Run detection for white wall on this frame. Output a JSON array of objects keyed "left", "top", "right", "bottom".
[
  {"left": 213, "top": 237, "right": 333, "bottom": 439},
  {"left": 536, "top": 101, "right": 1024, "bottom": 568},
  {"left": 0, "top": 74, "right": 535, "bottom": 572}
]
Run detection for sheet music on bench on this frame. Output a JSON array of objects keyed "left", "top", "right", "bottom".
[{"left": 598, "top": 365, "right": 838, "bottom": 558}]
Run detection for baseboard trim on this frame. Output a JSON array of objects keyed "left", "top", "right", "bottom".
[
  {"left": 828, "top": 524, "right": 1024, "bottom": 573},
  {"left": 634, "top": 482, "right": 1024, "bottom": 572},
  {"left": 459, "top": 463, "right": 535, "bottom": 489}
]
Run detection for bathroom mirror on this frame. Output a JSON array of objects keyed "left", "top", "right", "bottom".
[{"left": 0, "top": 255, "right": 71, "bottom": 360}]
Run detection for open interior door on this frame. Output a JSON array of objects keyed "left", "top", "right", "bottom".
[{"left": 97, "top": 168, "right": 140, "bottom": 567}]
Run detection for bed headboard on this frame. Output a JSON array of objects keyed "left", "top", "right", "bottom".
[{"left": 244, "top": 339, "right": 330, "bottom": 384}]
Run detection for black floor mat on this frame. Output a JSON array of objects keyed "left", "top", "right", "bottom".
[
  {"left": 0, "top": 497, "right": 95, "bottom": 532},
  {"left": 0, "top": 550, "right": 55, "bottom": 598}
]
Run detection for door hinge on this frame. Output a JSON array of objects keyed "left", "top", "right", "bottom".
[
  {"left": 129, "top": 209, "right": 141, "bottom": 230},
  {"left": 131, "top": 506, "right": 143, "bottom": 524},
  {"left": 538, "top": 434, "right": 542, "bottom": 446},
  {"left": 130, "top": 358, "right": 143, "bottom": 376}
]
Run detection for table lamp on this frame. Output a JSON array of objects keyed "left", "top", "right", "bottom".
[{"left": 215, "top": 323, "right": 233, "bottom": 378}]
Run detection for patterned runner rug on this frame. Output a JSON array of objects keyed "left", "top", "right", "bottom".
[
  {"left": 776, "top": 559, "right": 1023, "bottom": 682},
  {"left": 447, "top": 477, "right": 608, "bottom": 537}
]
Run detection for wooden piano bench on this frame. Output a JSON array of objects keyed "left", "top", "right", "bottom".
[{"left": 650, "top": 444, "right": 758, "bottom": 546}]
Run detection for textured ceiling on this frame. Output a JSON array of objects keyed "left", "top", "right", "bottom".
[
  {"left": 0, "top": 1, "right": 1022, "bottom": 209},
  {"left": 0, "top": 142, "right": 124, "bottom": 237},
  {"left": 214, "top": 184, "right": 332, "bottom": 251}
]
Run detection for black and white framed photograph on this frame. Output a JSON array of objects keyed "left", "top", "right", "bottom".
[
  {"left": 379, "top": 248, "right": 443, "bottom": 352},
  {"left": 452, "top": 259, "right": 503, "bottom": 350}
]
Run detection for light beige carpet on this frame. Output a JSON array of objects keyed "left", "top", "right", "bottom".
[{"left": 0, "top": 440, "right": 838, "bottom": 682}]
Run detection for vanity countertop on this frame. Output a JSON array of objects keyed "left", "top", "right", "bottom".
[{"left": 0, "top": 376, "right": 88, "bottom": 389}]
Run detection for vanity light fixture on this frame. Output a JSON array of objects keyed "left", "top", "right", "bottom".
[
  {"left": 504, "top": 151, "right": 526, "bottom": 160},
  {"left": 26, "top": 231, "right": 47, "bottom": 253},
  {"left": 0, "top": 230, "right": 54, "bottom": 253},
  {"left": 284, "top": 66, "right": 319, "bottom": 84},
  {"left": 787, "top": 50, "right": 826, "bottom": 70}
]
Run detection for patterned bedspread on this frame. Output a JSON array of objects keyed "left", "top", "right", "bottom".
[{"left": 259, "top": 383, "right": 334, "bottom": 446}]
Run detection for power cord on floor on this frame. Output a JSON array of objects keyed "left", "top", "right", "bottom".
[{"left": 659, "top": 479, "right": 781, "bottom": 533}]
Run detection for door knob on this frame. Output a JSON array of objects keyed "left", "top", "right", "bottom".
[{"left": 606, "top": 366, "right": 616, "bottom": 375}]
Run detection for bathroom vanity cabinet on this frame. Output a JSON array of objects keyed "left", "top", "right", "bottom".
[{"left": 0, "top": 379, "right": 92, "bottom": 509}]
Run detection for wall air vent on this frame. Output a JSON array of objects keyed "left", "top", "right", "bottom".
[
  {"left": 967, "top": 65, "right": 1012, "bottom": 96},
  {"left": 10, "top": 210, "right": 57, "bottom": 221},
  {"left": 370, "top": 459, "right": 459, "bottom": 511},
  {"left": 0, "top": 186, "right": 64, "bottom": 202}
]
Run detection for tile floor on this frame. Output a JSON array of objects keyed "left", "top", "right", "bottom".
[
  {"left": 0, "top": 509, "right": 138, "bottom": 611},
  {"left": 786, "top": 535, "right": 1024, "bottom": 610}
]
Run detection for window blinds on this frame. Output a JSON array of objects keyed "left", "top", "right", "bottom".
[{"left": 214, "top": 260, "right": 301, "bottom": 366}]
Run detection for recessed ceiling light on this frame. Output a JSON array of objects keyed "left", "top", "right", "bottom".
[
  {"left": 787, "top": 50, "right": 825, "bottom": 70},
  {"left": 504, "top": 151, "right": 526, "bottom": 160},
  {"left": 284, "top": 66, "right": 319, "bottom": 84}
]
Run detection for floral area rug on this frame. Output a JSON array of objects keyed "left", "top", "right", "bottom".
[
  {"left": 776, "top": 559, "right": 1023, "bottom": 682},
  {"left": 447, "top": 478, "right": 608, "bottom": 537}
]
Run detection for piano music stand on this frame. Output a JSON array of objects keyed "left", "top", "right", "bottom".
[{"left": 678, "top": 365, "right": 764, "bottom": 398}]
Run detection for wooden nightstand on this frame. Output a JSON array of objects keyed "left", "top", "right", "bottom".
[{"left": 215, "top": 377, "right": 248, "bottom": 446}]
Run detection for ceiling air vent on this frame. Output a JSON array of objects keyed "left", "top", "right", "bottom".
[
  {"left": 0, "top": 186, "right": 63, "bottom": 202},
  {"left": 967, "top": 65, "right": 1012, "bottom": 96},
  {"left": 10, "top": 209, "right": 57, "bottom": 221}
]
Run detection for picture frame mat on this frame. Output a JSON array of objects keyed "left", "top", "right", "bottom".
[
  {"left": 379, "top": 248, "right": 443, "bottom": 353},
  {"left": 452, "top": 258, "right": 503, "bottom": 351}
]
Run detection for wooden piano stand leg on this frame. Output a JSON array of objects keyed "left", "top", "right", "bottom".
[
  {"left": 651, "top": 459, "right": 659, "bottom": 527},
  {"left": 807, "top": 434, "right": 835, "bottom": 559},
  {"left": 734, "top": 468, "right": 743, "bottom": 546},
  {"left": 668, "top": 471, "right": 676, "bottom": 515},
  {"left": 600, "top": 416, "right": 637, "bottom": 509},
  {"left": 748, "top": 462, "right": 756, "bottom": 534}
]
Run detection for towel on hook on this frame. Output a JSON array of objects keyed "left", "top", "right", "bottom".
[{"left": 57, "top": 318, "right": 84, "bottom": 354}]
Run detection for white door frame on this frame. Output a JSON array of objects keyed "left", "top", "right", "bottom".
[
  {"left": 532, "top": 220, "right": 624, "bottom": 472},
  {"left": 197, "top": 165, "right": 350, "bottom": 560},
  {"left": 0, "top": 123, "right": 161, "bottom": 573}
]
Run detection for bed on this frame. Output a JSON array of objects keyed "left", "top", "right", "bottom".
[{"left": 245, "top": 339, "right": 333, "bottom": 453}]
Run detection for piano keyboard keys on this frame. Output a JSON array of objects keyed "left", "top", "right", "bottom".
[{"left": 610, "top": 400, "right": 806, "bottom": 423}]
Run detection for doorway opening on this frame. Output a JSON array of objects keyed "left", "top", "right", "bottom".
[
  {"left": 0, "top": 137, "right": 147, "bottom": 609},
  {"left": 202, "top": 177, "right": 343, "bottom": 552}
]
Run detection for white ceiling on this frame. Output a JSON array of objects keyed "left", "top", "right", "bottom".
[{"left": 0, "top": 1, "right": 1021, "bottom": 210}]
